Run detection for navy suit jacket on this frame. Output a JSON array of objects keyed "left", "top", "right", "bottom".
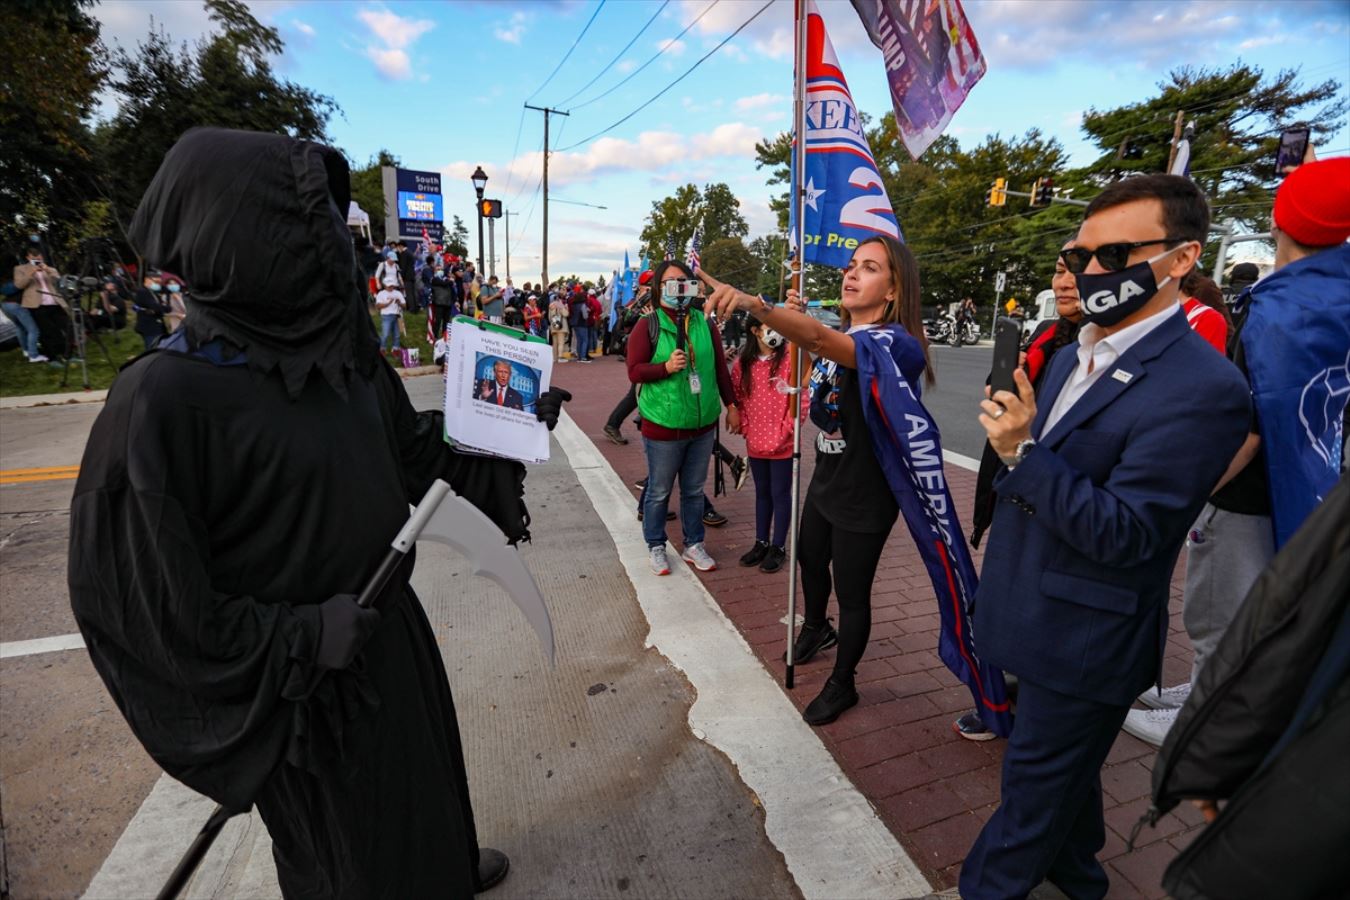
[{"left": 973, "top": 308, "right": 1250, "bottom": 706}]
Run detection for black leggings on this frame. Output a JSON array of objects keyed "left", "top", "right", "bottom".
[
  {"left": 606, "top": 384, "right": 638, "bottom": 430},
  {"left": 797, "top": 496, "right": 892, "bottom": 684}
]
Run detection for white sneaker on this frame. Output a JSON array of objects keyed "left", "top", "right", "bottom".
[
  {"left": 1122, "top": 707, "right": 1178, "bottom": 747},
  {"left": 681, "top": 542, "right": 717, "bottom": 572},
  {"left": 1137, "top": 682, "right": 1191, "bottom": 710},
  {"left": 649, "top": 545, "right": 670, "bottom": 576},
  {"left": 27, "top": 353, "right": 49, "bottom": 363}
]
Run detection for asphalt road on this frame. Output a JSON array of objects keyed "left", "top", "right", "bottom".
[{"left": 923, "top": 343, "right": 994, "bottom": 461}]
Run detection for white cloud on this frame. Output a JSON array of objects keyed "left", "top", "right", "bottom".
[
  {"left": 357, "top": 5, "right": 434, "bottom": 79},
  {"left": 657, "top": 37, "right": 687, "bottom": 57},
  {"left": 494, "top": 11, "right": 528, "bottom": 44},
  {"left": 356, "top": 7, "right": 435, "bottom": 49},
  {"left": 365, "top": 47, "right": 412, "bottom": 80},
  {"left": 293, "top": 19, "right": 315, "bottom": 37},
  {"left": 735, "top": 93, "right": 787, "bottom": 112},
  {"left": 616, "top": 59, "right": 636, "bottom": 74}
]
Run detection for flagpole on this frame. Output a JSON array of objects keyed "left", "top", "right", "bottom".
[{"left": 783, "top": 0, "right": 809, "bottom": 691}]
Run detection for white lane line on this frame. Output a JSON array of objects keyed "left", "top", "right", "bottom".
[
  {"left": 553, "top": 411, "right": 931, "bottom": 900},
  {"left": 0, "top": 632, "right": 86, "bottom": 659},
  {"left": 943, "top": 448, "right": 981, "bottom": 473}
]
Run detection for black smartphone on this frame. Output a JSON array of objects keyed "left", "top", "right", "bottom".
[
  {"left": 989, "top": 316, "right": 1022, "bottom": 400},
  {"left": 1275, "top": 125, "right": 1310, "bottom": 178}
]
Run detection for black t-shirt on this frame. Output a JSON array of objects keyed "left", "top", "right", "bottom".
[
  {"left": 1209, "top": 311, "right": 1269, "bottom": 516},
  {"left": 807, "top": 367, "right": 899, "bottom": 534}
]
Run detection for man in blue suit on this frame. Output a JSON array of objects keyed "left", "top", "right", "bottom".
[{"left": 959, "top": 175, "right": 1251, "bottom": 899}]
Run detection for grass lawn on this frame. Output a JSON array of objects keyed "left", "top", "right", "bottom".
[{"left": 0, "top": 311, "right": 439, "bottom": 399}]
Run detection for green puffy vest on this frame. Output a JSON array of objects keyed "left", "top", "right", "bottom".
[{"left": 637, "top": 307, "right": 722, "bottom": 431}]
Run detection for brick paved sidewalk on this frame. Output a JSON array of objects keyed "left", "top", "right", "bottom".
[{"left": 553, "top": 355, "right": 1205, "bottom": 897}]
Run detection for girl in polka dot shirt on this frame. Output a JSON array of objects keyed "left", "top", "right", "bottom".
[{"left": 730, "top": 315, "right": 807, "bottom": 573}]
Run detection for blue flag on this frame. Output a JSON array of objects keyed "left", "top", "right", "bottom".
[
  {"left": 851, "top": 325, "right": 1012, "bottom": 736},
  {"left": 1241, "top": 244, "right": 1350, "bottom": 547},
  {"left": 790, "top": 2, "right": 903, "bottom": 270}
]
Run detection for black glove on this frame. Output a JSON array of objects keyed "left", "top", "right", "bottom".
[
  {"left": 534, "top": 387, "right": 573, "bottom": 431},
  {"left": 315, "top": 594, "right": 381, "bottom": 670}
]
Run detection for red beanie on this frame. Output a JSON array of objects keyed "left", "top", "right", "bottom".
[
  {"left": 1273, "top": 157, "right": 1350, "bottom": 247},
  {"left": 637, "top": 270, "right": 654, "bottom": 286}
]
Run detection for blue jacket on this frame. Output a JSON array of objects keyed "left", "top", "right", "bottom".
[{"left": 974, "top": 308, "right": 1250, "bottom": 706}]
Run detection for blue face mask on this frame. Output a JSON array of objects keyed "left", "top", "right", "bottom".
[
  {"left": 1074, "top": 246, "right": 1180, "bottom": 327},
  {"left": 167, "top": 283, "right": 181, "bottom": 293},
  {"left": 148, "top": 283, "right": 162, "bottom": 292}
]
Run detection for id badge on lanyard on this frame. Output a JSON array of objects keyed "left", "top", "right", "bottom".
[{"left": 688, "top": 371, "right": 702, "bottom": 395}]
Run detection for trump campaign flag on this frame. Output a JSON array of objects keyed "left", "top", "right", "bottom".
[
  {"left": 789, "top": 1, "right": 903, "bottom": 270},
  {"left": 848, "top": 0, "right": 986, "bottom": 161}
]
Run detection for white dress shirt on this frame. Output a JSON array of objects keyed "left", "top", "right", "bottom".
[{"left": 1039, "top": 304, "right": 1182, "bottom": 436}]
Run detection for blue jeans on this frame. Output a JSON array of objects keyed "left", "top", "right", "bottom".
[
  {"left": 642, "top": 430, "right": 715, "bottom": 548},
  {"left": 574, "top": 325, "right": 592, "bottom": 360},
  {"left": 2, "top": 301, "right": 39, "bottom": 357},
  {"left": 380, "top": 314, "right": 401, "bottom": 350}
]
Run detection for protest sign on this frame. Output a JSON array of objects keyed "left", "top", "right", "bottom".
[{"left": 443, "top": 317, "right": 552, "bottom": 464}]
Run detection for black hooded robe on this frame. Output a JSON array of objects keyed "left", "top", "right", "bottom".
[{"left": 68, "top": 128, "right": 530, "bottom": 899}]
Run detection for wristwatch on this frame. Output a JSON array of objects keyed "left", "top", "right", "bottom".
[{"left": 1001, "top": 438, "right": 1036, "bottom": 470}]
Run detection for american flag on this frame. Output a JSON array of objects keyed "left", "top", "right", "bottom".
[
  {"left": 664, "top": 233, "right": 677, "bottom": 261},
  {"left": 685, "top": 230, "right": 701, "bottom": 273}
]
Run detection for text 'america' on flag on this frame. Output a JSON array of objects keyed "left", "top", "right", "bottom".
[{"left": 790, "top": 0, "right": 903, "bottom": 271}]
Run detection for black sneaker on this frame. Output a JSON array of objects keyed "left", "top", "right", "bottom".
[
  {"left": 603, "top": 424, "right": 628, "bottom": 445},
  {"left": 703, "top": 507, "right": 728, "bottom": 527},
  {"left": 730, "top": 456, "right": 749, "bottom": 491},
  {"left": 759, "top": 545, "right": 786, "bottom": 573},
  {"left": 739, "top": 540, "right": 770, "bottom": 567},
  {"left": 952, "top": 711, "right": 997, "bottom": 742},
  {"left": 803, "top": 676, "right": 859, "bottom": 726},
  {"left": 782, "top": 620, "right": 838, "bottom": 663},
  {"left": 634, "top": 475, "right": 648, "bottom": 490}
]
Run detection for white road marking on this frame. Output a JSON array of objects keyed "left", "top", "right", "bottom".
[
  {"left": 943, "top": 448, "right": 981, "bottom": 472},
  {"left": 0, "top": 632, "right": 86, "bottom": 659},
  {"left": 553, "top": 411, "right": 931, "bottom": 900}
]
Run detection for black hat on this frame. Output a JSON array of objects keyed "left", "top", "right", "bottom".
[{"left": 1229, "top": 262, "right": 1260, "bottom": 286}]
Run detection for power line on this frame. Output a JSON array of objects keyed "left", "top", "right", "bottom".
[
  {"left": 556, "top": 0, "right": 774, "bottom": 152},
  {"left": 554, "top": 0, "right": 669, "bottom": 108},
  {"left": 568, "top": 0, "right": 723, "bottom": 112},
  {"left": 525, "top": 0, "right": 607, "bottom": 104}
]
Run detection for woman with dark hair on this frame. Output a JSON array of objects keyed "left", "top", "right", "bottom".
[
  {"left": 1179, "top": 268, "right": 1231, "bottom": 354},
  {"left": 704, "top": 236, "right": 971, "bottom": 726},
  {"left": 626, "top": 259, "right": 741, "bottom": 576}
]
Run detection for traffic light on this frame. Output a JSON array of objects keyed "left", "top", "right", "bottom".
[
  {"left": 987, "top": 177, "right": 1007, "bottom": 207},
  {"left": 479, "top": 198, "right": 503, "bottom": 218},
  {"left": 1034, "top": 177, "right": 1054, "bottom": 207}
]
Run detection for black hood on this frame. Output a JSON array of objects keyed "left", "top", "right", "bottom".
[{"left": 128, "top": 127, "right": 379, "bottom": 398}]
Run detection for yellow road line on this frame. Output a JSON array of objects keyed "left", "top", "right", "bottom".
[{"left": 0, "top": 465, "right": 81, "bottom": 485}]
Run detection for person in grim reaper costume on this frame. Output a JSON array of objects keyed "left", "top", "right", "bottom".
[{"left": 67, "top": 128, "right": 570, "bottom": 897}]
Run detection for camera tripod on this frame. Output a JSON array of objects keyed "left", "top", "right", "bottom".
[{"left": 60, "top": 286, "right": 115, "bottom": 391}]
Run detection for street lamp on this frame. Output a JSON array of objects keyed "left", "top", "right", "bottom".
[{"left": 471, "top": 165, "right": 488, "bottom": 273}]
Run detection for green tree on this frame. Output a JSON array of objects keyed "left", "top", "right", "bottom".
[
  {"left": 94, "top": 0, "right": 339, "bottom": 231},
  {"left": 349, "top": 149, "right": 398, "bottom": 245},
  {"left": 1080, "top": 64, "right": 1346, "bottom": 238},
  {"left": 700, "top": 238, "right": 758, "bottom": 292},
  {"left": 446, "top": 216, "right": 470, "bottom": 258},
  {"left": 0, "top": 0, "right": 107, "bottom": 256},
  {"left": 638, "top": 182, "right": 749, "bottom": 262}
]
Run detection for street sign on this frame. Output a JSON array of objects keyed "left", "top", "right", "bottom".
[{"left": 994, "top": 271, "right": 1006, "bottom": 292}]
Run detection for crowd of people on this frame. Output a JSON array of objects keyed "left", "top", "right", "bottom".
[{"left": 27, "top": 120, "right": 1344, "bottom": 900}]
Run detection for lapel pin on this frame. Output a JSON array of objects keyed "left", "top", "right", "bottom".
[{"left": 1112, "top": 369, "right": 1134, "bottom": 384}]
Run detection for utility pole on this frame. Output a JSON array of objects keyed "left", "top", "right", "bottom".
[
  {"left": 524, "top": 104, "right": 569, "bottom": 289},
  {"left": 1166, "top": 110, "right": 1185, "bottom": 173}
]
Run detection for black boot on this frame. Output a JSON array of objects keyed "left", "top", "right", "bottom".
[
  {"left": 782, "top": 619, "right": 838, "bottom": 664},
  {"left": 475, "top": 847, "right": 510, "bottom": 893},
  {"left": 803, "top": 675, "right": 858, "bottom": 726}
]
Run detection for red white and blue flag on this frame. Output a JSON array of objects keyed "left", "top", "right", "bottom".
[
  {"left": 790, "top": 0, "right": 902, "bottom": 270},
  {"left": 685, "top": 230, "right": 701, "bottom": 273}
]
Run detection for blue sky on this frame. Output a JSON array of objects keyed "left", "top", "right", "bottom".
[{"left": 94, "top": 0, "right": 1349, "bottom": 281}]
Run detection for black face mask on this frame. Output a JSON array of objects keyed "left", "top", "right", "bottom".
[{"left": 1074, "top": 246, "right": 1180, "bottom": 327}]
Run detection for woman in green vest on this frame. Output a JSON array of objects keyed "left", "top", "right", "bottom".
[{"left": 626, "top": 260, "right": 742, "bottom": 576}]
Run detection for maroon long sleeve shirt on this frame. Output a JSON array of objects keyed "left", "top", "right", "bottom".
[{"left": 626, "top": 313, "right": 736, "bottom": 441}]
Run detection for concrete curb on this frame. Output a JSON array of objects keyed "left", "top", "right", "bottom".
[
  {"left": 0, "top": 390, "right": 109, "bottom": 409},
  {"left": 553, "top": 412, "right": 931, "bottom": 899}
]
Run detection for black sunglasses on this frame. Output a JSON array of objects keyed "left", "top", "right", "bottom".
[{"left": 1059, "top": 238, "right": 1187, "bottom": 274}]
